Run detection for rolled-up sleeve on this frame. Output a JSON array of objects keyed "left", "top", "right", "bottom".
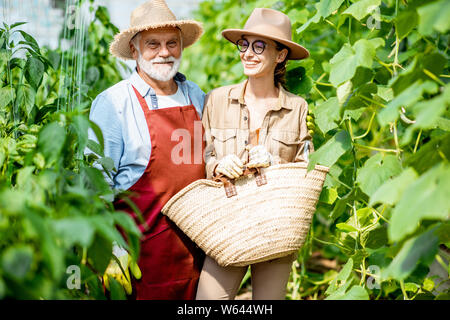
[{"left": 85, "top": 94, "right": 123, "bottom": 188}]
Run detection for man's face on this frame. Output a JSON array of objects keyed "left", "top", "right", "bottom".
[{"left": 131, "top": 27, "right": 183, "bottom": 81}]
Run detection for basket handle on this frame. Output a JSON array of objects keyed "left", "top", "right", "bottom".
[{"left": 213, "top": 166, "right": 267, "bottom": 198}]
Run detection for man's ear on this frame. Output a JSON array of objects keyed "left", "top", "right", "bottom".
[{"left": 130, "top": 42, "right": 139, "bottom": 60}]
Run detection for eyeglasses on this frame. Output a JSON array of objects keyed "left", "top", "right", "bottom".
[{"left": 236, "top": 39, "right": 267, "bottom": 55}]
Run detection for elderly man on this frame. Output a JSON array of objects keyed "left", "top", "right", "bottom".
[{"left": 87, "top": 0, "right": 206, "bottom": 299}]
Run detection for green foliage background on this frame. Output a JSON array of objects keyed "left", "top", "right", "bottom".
[
  {"left": 0, "top": 0, "right": 449, "bottom": 300},
  {"left": 0, "top": 3, "right": 141, "bottom": 299},
  {"left": 181, "top": 0, "right": 450, "bottom": 300}
]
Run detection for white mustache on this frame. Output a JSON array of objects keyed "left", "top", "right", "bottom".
[{"left": 151, "top": 57, "right": 176, "bottom": 64}]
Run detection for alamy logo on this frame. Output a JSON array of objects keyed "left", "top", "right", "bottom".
[{"left": 66, "top": 265, "right": 81, "bottom": 290}]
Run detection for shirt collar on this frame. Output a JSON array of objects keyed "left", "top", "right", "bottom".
[
  {"left": 129, "top": 69, "right": 186, "bottom": 98},
  {"left": 129, "top": 69, "right": 153, "bottom": 98},
  {"left": 229, "top": 79, "right": 293, "bottom": 111}
]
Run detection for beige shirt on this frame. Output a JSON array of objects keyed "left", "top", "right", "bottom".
[{"left": 202, "top": 80, "right": 314, "bottom": 179}]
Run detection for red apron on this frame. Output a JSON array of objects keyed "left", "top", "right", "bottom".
[{"left": 114, "top": 86, "right": 205, "bottom": 300}]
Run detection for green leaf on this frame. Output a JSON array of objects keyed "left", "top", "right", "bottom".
[
  {"left": 17, "top": 30, "right": 40, "bottom": 52},
  {"left": 25, "top": 211, "right": 64, "bottom": 280},
  {"left": 356, "top": 153, "right": 403, "bottom": 197},
  {"left": 16, "top": 84, "right": 36, "bottom": 116},
  {"left": 16, "top": 166, "right": 35, "bottom": 190},
  {"left": 87, "top": 233, "right": 113, "bottom": 275},
  {"left": 396, "top": 10, "right": 419, "bottom": 40},
  {"left": 364, "top": 226, "right": 389, "bottom": 249},
  {"left": 390, "top": 53, "right": 446, "bottom": 95},
  {"left": 383, "top": 226, "right": 439, "bottom": 281},
  {"left": 369, "top": 168, "right": 418, "bottom": 206},
  {"left": 37, "top": 122, "right": 66, "bottom": 164},
  {"left": 325, "top": 257, "right": 353, "bottom": 296},
  {"left": 71, "top": 115, "right": 90, "bottom": 151},
  {"left": 297, "top": 0, "right": 345, "bottom": 33},
  {"left": 86, "top": 139, "right": 104, "bottom": 158},
  {"left": 336, "top": 223, "right": 359, "bottom": 233},
  {"left": 97, "top": 157, "right": 115, "bottom": 172},
  {"left": 319, "top": 187, "right": 338, "bottom": 204},
  {"left": 331, "top": 285, "right": 369, "bottom": 300},
  {"left": 313, "top": 97, "right": 341, "bottom": 133},
  {"left": 112, "top": 212, "right": 141, "bottom": 237},
  {"left": 89, "top": 120, "right": 105, "bottom": 151},
  {"left": 82, "top": 167, "right": 111, "bottom": 194},
  {"left": 343, "top": 0, "right": 381, "bottom": 21},
  {"left": 1, "top": 245, "right": 34, "bottom": 281},
  {"left": 0, "top": 86, "right": 15, "bottom": 109},
  {"left": 342, "top": 107, "right": 365, "bottom": 122},
  {"left": 417, "top": 0, "right": 450, "bottom": 35},
  {"left": 401, "top": 83, "right": 450, "bottom": 144},
  {"left": 405, "top": 134, "right": 450, "bottom": 175},
  {"left": 25, "top": 56, "right": 44, "bottom": 90},
  {"left": 337, "top": 80, "right": 353, "bottom": 105},
  {"left": 378, "top": 80, "right": 438, "bottom": 126},
  {"left": 0, "top": 277, "right": 5, "bottom": 299},
  {"left": 47, "top": 50, "right": 61, "bottom": 70},
  {"left": 316, "top": 0, "right": 346, "bottom": 18},
  {"left": 52, "top": 217, "right": 95, "bottom": 247},
  {"left": 307, "top": 130, "right": 352, "bottom": 170},
  {"left": 329, "top": 38, "right": 384, "bottom": 86},
  {"left": 109, "top": 277, "right": 126, "bottom": 300},
  {"left": 389, "top": 163, "right": 450, "bottom": 242}
]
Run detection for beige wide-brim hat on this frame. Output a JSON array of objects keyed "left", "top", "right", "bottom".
[
  {"left": 110, "top": 0, "right": 203, "bottom": 60},
  {"left": 222, "top": 8, "right": 309, "bottom": 60}
]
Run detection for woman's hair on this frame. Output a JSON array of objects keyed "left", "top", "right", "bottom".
[{"left": 274, "top": 41, "right": 290, "bottom": 88}]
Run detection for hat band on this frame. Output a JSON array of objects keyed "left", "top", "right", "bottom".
[{"left": 242, "top": 24, "right": 291, "bottom": 42}]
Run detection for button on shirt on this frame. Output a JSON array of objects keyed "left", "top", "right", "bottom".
[{"left": 86, "top": 70, "right": 206, "bottom": 191}]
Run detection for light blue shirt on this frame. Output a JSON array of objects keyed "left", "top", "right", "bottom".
[{"left": 86, "top": 70, "right": 206, "bottom": 191}]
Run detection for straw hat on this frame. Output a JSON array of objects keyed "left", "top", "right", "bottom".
[
  {"left": 222, "top": 8, "right": 309, "bottom": 60},
  {"left": 110, "top": 0, "right": 203, "bottom": 60}
]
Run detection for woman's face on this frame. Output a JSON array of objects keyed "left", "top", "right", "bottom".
[{"left": 239, "top": 35, "right": 288, "bottom": 79}]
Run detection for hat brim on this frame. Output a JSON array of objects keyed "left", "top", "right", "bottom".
[
  {"left": 110, "top": 20, "right": 204, "bottom": 60},
  {"left": 222, "top": 29, "right": 309, "bottom": 60}
]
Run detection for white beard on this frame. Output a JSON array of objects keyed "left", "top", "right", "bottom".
[{"left": 137, "top": 53, "right": 182, "bottom": 82}]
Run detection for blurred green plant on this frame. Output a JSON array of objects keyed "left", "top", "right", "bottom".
[
  {"left": 0, "top": 4, "right": 140, "bottom": 300},
  {"left": 182, "top": 0, "right": 450, "bottom": 300}
]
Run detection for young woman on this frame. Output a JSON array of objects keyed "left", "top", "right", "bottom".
[{"left": 196, "top": 8, "right": 314, "bottom": 300}]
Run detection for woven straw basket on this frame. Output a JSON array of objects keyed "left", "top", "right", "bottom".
[{"left": 162, "top": 162, "right": 329, "bottom": 267}]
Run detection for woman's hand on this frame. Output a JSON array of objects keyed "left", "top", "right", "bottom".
[
  {"left": 215, "top": 154, "right": 244, "bottom": 179},
  {"left": 247, "top": 145, "right": 273, "bottom": 168}
]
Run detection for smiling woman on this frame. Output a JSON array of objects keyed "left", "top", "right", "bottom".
[{"left": 197, "top": 8, "right": 315, "bottom": 300}]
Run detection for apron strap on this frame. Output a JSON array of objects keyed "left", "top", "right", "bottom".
[{"left": 133, "top": 82, "right": 193, "bottom": 111}]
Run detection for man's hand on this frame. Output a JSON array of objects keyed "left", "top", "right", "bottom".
[
  {"left": 246, "top": 145, "right": 273, "bottom": 168},
  {"left": 215, "top": 154, "right": 244, "bottom": 179},
  {"left": 103, "top": 245, "right": 142, "bottom": 295}
]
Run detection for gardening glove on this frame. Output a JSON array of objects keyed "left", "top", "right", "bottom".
[
  {"left": 215, "top": 154, "right": 244, "bottom": 179},
  {"left": 103, "top": 243, "right": 142, "bottom": 295},
  {"left": 246, "top": 145, "right": 273, "bottom": 168}
]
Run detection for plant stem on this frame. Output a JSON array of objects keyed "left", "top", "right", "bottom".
[
  {"left": 413, "top": 130, "right": 422, "bottom": 153},
  {"left": 354, "top": 112, "right": 376, "bottom": 140},
  {"left": 399, "top": 280, "right": 409, "bottom": 300},
  {"left": 393, "top": 121, "right": 401, "bottom": 156},
  {"left": 423, "top": 69, "right": 446, "bottom": 86},
  {"left": 313, "top": 85, "right": 328, "bottom": 100},
  {"left": 359, "top": 95, "right": 386, "bottom": 108},
  {"left": 354, "top": 143, "right": 399, "bottom": 153}
]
